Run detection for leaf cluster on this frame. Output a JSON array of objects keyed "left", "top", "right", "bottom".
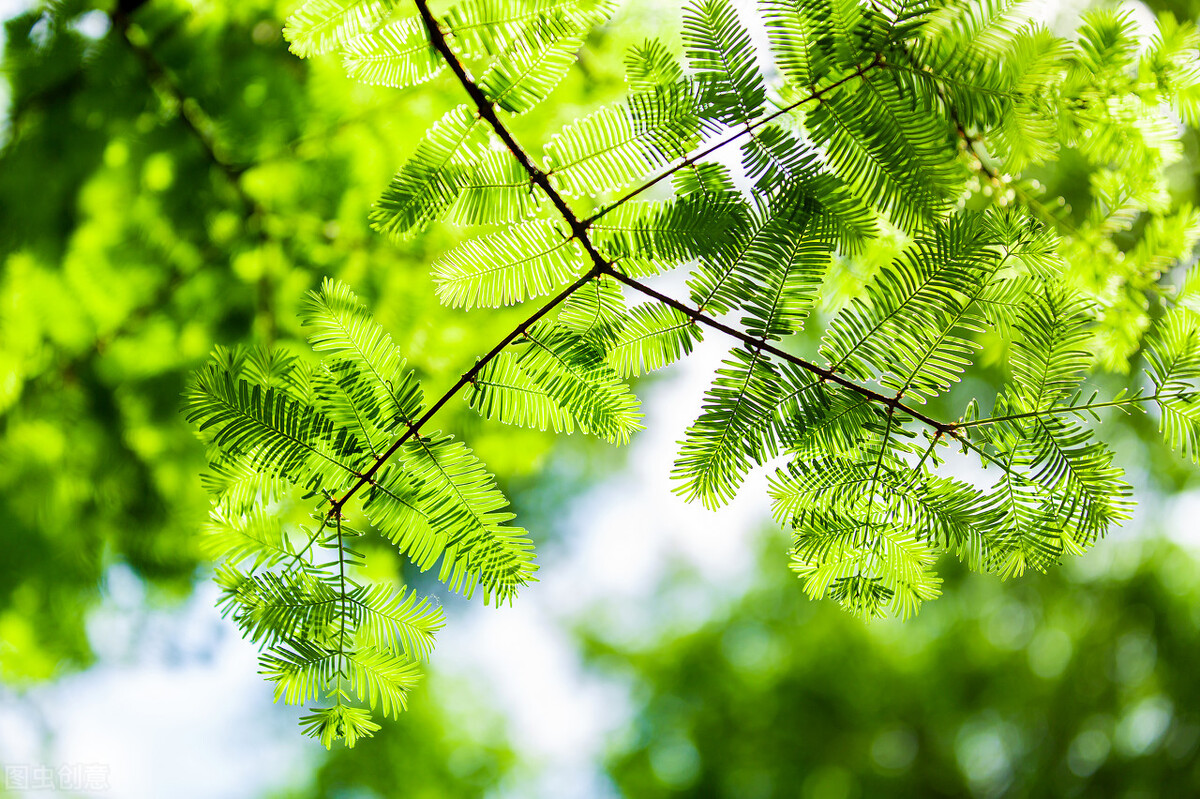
[{"left": 186, "top": 0, "right": 1200, "bottom": 742}]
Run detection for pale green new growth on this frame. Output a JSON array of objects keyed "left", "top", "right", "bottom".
[{"left": 187, "top": 0, "right": 1200, "bottom": 745}]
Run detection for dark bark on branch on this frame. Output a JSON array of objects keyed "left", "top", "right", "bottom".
[{"left": 328, "top": 0, "right": 962, "bottom": 518}]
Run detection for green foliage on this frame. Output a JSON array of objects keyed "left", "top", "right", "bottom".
[
  {"left": 175, "top": 0, "right": 1200, "bottom": 744},
  {"left": 285, "top": 0, "right": 399, "bottom": 58},
  {"left": 370, "top": 104, "right": 491, "bottom": 239},
  {"left": 468, "top": 321, "right": 644, "bottom": 442},
  {"left": 603, "top": 303, "right": 703, "bottom": 378},
  {"left": 820, "top": 212, "right": 1004, "bottom": 402},
  {"left": 683, "top": 0, "right": 765, "bottom": 126},
  {"left": 544, "top": 85, "right": 709, "bottom": 195},
  {"left": 342, "top": 16, "right": 442, "bottom": 87},
  {"left": 187, "top": 280, "right": 541, "bottom": 746},
  {"left": 433, "top": 219, "right": 586, "bottom": 308},
  {"left": 1147, "top": 307, "right": 1200, "bottom": 460}
]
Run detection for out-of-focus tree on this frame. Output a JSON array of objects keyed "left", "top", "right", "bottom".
[{"left": 585, "top": 536, "right": 1200, "bottom": 798}]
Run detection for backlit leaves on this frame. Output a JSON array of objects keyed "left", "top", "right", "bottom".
[{"left": 216, "top": 0, "right": 1200, "bottom": 743}]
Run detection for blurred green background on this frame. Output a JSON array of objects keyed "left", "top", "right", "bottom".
[{"left": 1, "top": 0, "right": 1199, "bottom": 797}]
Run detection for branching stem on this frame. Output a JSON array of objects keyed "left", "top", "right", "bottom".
[
  {"left": 327, "top": 0, "right": 614, "bottom": 517},
  {"left": 327, "top": 4, "right": 941, "bottom": 524},
  {"left": 331, "top": 0, "right": 1155, "bottom": 521},
  {"left": 335, "top": 513, "right": 348, "bottom": 680},
  {"left": 413, "top": 0, "right": 607, "bottom": 270}
]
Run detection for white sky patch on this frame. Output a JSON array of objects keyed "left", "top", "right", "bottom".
[
  {"left": 71, "top": 10, "right": 111, "bottom": 40},
  {"left": 0, "top": 1, "right": 33, "bottom": 20}
]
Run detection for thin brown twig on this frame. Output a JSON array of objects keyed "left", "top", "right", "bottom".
[
  {"left": 598, "top": 265, "right": 962, "bottom": 437},
  {"left": 955, "top": 393, "right": 1165, "bottom": 429},
  {"left": 413, "top": 0, "right": 608, "bottom": 270},
  {"left": 328, "top": 2, "right": 980, "bottom": 519},
  {"left": 325, "top": 0, "right": 621, "bottom": 517},
  {"left": 327, "top": 265, "right": 603, "bottom": 514}
]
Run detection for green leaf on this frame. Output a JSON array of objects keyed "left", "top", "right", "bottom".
[
  {"left": 556, "top": 275, "right": 626, "bottom": 340},
  {"left": 787, "top": 511, "right": 942, "bottom": 620},
  {"left": 370, "top": 105, "right": 489, "bottom": 240},
  {"left": 284, "top": 0, "right": 396, "bottom": 58},
  {"left": 806, "top": 71, "right": 958, "bottom": 230},
  {"left": 341, "top": 16, "right": 442, "bottom": 88},
  {"left": 300, "top": 704, "right": 381, "bottom": 749},
  {"left": 1146, "top": 308, "right": 1200, "bottom": 461},
  {"left": 260, "top": 641, "right": 422, "bottom": 720},
  {"left": 604, "top": 302, "right": 703, "bottom": 378},
  {"left": 739, "top": 125, "right": 874, "bottom": 249},
  {"left": 313, "top": 358, "right": 396, "bottom": 455},
  {"left": 302, "top": 278, "right": 425, "bottom": 433},
  {"left": 203, "top": 507, "right": 294, "bottom": 570},
  {"left": 976, "top": 415, "right": 1132, "bottom": 564},
  {"left": 683, "top": 0, "right": 766, "bottom": 125},
  {"left": 185, "top": 363, "right": 362, "bottom": 492},
  {"left": 366, "top": 433, "right": 538, "bottom": 604},
  {"left": 674, "top": 347, "right": 784, "bottom": 508},
  {"left": 1008, "top": 284, "right": 1093, "bottom": 410},
  {"left": 515, "top": 322, "right": 644, "bottom": 443},
  {"left": 444, "top": 0, "right": 612, "bottom": 58},
  {"left": 820, "top": 214, "right": 1000, "bottom": 399},
  {"left": 261, "top": 640, "right": 341, "bottom": 706},
  {"left": 446, "top": 150, "right": 541, "bottom": 226},
  {"left": 625, "top": 38, "right": 684, "bottom": 93},
  {"left": 731, "top": 210, "right": 832, "bottom": 341},
  {"left": 591, "top": 193, "right": 748, "bottom": 269},
  {"left": 219, "top": 568, "right": 342, "bottom": 646},
  {"left": 349, "top": 583, "right": 444, "bottom": 660},
  {"left": 762, "top": 0, "right": 834, "bottom": 88},
  {"left": 544, "top": 82, "right": 708, "bottom": 196},
  {"left": 432, "top": 219, "right": 587, "bottom": 309},
  {"left": 466, "top": 350, "right": 583, "bottom": 434},
  {"left": 345, "top": 645, "right": 424, "bottom": 718},
  {"left": 479, "top": 28, "right": 582, "bottom": 114}
]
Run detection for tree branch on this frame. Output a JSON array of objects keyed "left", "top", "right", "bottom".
[
  {"left": 326, "top": 0, "right": 624, "bottom": 516},
  {"left": 599, "top": 266, "right": 961, "bottom": 437},
  {"left": 328, "top": 3, "right": 944, "bottom": 520},
  {"left": 413, "top": 0, "right": 610, "bottom": 272}
]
